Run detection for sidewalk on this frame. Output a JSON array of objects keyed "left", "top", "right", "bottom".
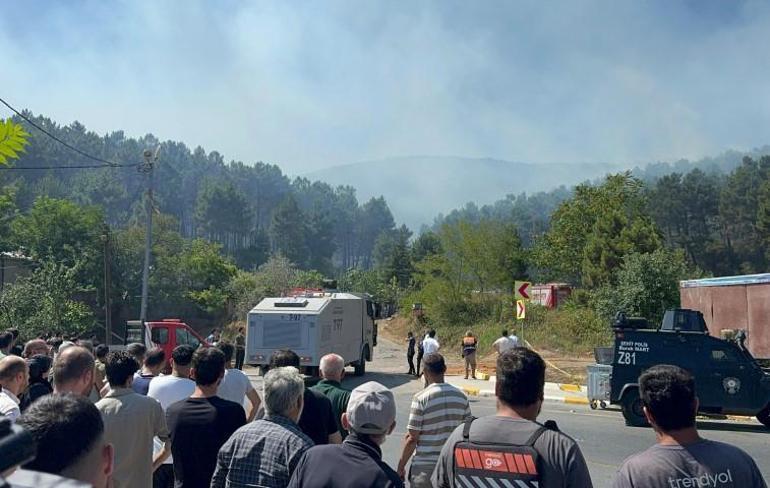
[{"left": 445, "top": 374, "right": 589, "bottom": 406}]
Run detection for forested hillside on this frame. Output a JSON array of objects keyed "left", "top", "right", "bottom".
[
  {"left": 1, "top": 112, "right": 398, "bottom": 274},
  {"left": 434, "top": 154, "right": 770, "bottom": 278},
  {"left": 306, "top": 156, "right": 618, "bottom": 231},
  {"left": 400, "top": 159, "right": 770, "bottom": 357},
  {"left": 0, "top": 113, "right": 403, "bottom": 339},
  {"left": 3, "top": 111, "right": 770, "bottom": 352}
]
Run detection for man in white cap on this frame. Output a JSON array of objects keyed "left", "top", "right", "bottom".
[{"left": 287, "top": 381, "right": 403, "bottom": 488}]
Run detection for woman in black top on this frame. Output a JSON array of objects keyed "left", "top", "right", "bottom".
[
  {"left": 20, "top": 354, "right": 53, "bottom": 411},
  {"left": 406, "top": 332, "right": 416, "bottom": 375}
]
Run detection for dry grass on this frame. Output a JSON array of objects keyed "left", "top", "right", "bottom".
[{"left": 378, "top": 310, "right": 603, "bottom": 384}]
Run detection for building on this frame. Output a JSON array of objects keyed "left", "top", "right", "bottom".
[
  {"left": 680, "top": 274, "right": 770, "bottom": 359},
  {"left": 530, "top": 283, "right": 572, "bottom": 309},
  {"left": 0, "top": 251, "right": 33, "bottom": 293}
]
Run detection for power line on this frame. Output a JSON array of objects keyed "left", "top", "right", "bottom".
[
  {"left": 0, "top": 95, "right": 137, "bottom": 169},
  {"left": 0, "top": 163, "right": 137, "bottom": 171}
]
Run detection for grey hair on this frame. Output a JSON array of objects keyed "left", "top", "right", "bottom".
[
  {"left": 263, "top": 366, "right": 304, "bottom": 417},
  {"left": 319, "top": 354, "right": 344, "bottom": 378}
]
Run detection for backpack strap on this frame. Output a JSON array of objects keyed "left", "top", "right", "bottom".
[
  {"left": 524, "top": 419, "right": 560, "bottom": 446},
  {"left": 462, "top": 416, "right": 477, "bottom": 441},
  {"left": 543, "top": 419, "right": 559, "bottom": 432}
]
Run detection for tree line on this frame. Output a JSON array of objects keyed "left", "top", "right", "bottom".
[
  {"left": 379, "top": 157, "right": 770, "bottom": 353},
  {"left": 0, "top": 114, "right": 401, "bottom": 338}
]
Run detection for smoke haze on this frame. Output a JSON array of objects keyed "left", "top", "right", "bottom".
[{"left": 2, "top": 1, "right": 770, "bottom": 175}]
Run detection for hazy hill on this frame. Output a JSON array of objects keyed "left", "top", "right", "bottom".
[{"left": 305, "top": 156, "right": 621, "bottom": 230}]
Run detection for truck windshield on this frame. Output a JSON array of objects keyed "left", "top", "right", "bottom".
[{"left": 151, "top": 327, "right": 169, "bottom": 344}]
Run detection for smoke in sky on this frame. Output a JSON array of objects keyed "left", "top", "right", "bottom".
[{"left": 2, "top": 1, "right": 770, "bottom": 174}]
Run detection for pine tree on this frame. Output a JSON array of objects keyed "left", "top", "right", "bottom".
[{"left": 270, "top": 195, "right": 309, "bottom": 267}]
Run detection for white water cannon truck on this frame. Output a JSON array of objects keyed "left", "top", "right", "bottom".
[{"left": 245, "top": 290, "right": 378, "bottom": 376}]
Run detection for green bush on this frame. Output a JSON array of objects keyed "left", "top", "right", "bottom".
[
  {"left": 591, "top": 248, "right": 696, "bottom": 323},
  {"left": 0, "top": 261, "right": 94, "bottom": 340}
]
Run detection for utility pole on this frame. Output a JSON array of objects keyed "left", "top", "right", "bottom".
[
  {"left": 139, "top": 147, "right": 159, "bottom": 324},
  {"left": 103, "top": 223, "right": 112, "bottom": 344}
]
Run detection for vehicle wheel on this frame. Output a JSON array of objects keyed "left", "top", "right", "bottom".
[
  {"left": 590, "top": 401, "right": 597, "bottom": 410},
  {"left": 600, "top": 401, "right": 607, "bottom": 409},
  {"left": 621, "top": 389, "right": 648, "bottom": 427},
  {"left": 757, "top": 404, "right": 770, "bottom": 428},
  {"left": 354, "top": 346, "right": 368, "bottom": 376}
]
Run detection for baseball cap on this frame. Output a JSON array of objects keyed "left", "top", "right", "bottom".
[{"left": 346, "top": 381, "right": 396, "bottom": 435}]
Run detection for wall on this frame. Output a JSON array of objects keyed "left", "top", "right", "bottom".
[{"left": 681, "top": 283, "right": 770, "bottom": 358}]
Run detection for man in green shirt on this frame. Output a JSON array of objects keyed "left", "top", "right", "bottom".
[{"left": 311, "top": 353, "right": 351, "bottom": 439}]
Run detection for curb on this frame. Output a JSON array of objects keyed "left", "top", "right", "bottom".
[
  {"left": 559, "top": 384, "right": 583, "bottom": 393},
  {"left": 461, "top": 386, "right": 481, "bottom": 396},
  {"left": 461, "top": 386, "right": 494, "bottom": 397},
  {"left": 461, "top": 387, "right": 590, "bottom": 405},
  {"left": 544, "top": 394, "right": 589, "bottom": 405},
  {"left": 725, "top": 415, "right": 756, "bottom": 422},
  {"left": 563, "top": 396, "right": 590, "bottom": 405}
]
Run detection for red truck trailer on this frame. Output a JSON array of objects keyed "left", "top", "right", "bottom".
[
  {"left": 530, "top": 283, "right": 572, "bottom": 309},
  {"left": 680, "top": 274, "right": 770, "bottom": 359}
]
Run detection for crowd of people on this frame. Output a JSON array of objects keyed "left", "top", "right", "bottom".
[{"left": 0, "top": 326, "right": 767, "bottom": 487}]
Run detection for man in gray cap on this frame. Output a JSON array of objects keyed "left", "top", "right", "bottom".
[{"left": 287, "top": 381, "right": 403, "bottom": 488}]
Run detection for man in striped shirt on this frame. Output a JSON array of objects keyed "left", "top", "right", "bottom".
[{"left": 397, "top": 353, "right": 471, "bottom": 487}]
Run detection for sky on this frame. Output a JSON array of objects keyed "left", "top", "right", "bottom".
[{"left": 2, "top": 0, "right": 770, "bottom": 175}]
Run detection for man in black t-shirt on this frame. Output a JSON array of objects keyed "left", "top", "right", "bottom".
[
  {"left": 269, "top": 349, "right": 341, "bottom": 445},
  {"left": 166, "top": 348, "right": 246, "bottom": 488}
]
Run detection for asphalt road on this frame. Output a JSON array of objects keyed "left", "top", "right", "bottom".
[{"left": 247, "top": 337, "right": 770, "bottom": 487}]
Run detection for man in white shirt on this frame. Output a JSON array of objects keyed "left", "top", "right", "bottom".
[
  {"left": 147, "top": 345, "right": 196, "bottom": 488},
  {"left": 0, "top": 356, "right": 28, "bottom": 421},
  {"left": 216, "top": 342, "right": 261, "bottom": 421},
  {"left": 421, "top": 330, "right": 440, "bottom": 354},
  {"left": 492, "top": 329, "right": 519, "bottom": 355}
]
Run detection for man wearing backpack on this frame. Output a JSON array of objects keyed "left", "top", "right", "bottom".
[{"left": 432, "top": 347, "right": 593, "bottom": 488}]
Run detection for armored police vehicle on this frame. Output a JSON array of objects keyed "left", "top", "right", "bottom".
[{"left": 598, "top": 309, "right": 770, "bottom": 427}]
